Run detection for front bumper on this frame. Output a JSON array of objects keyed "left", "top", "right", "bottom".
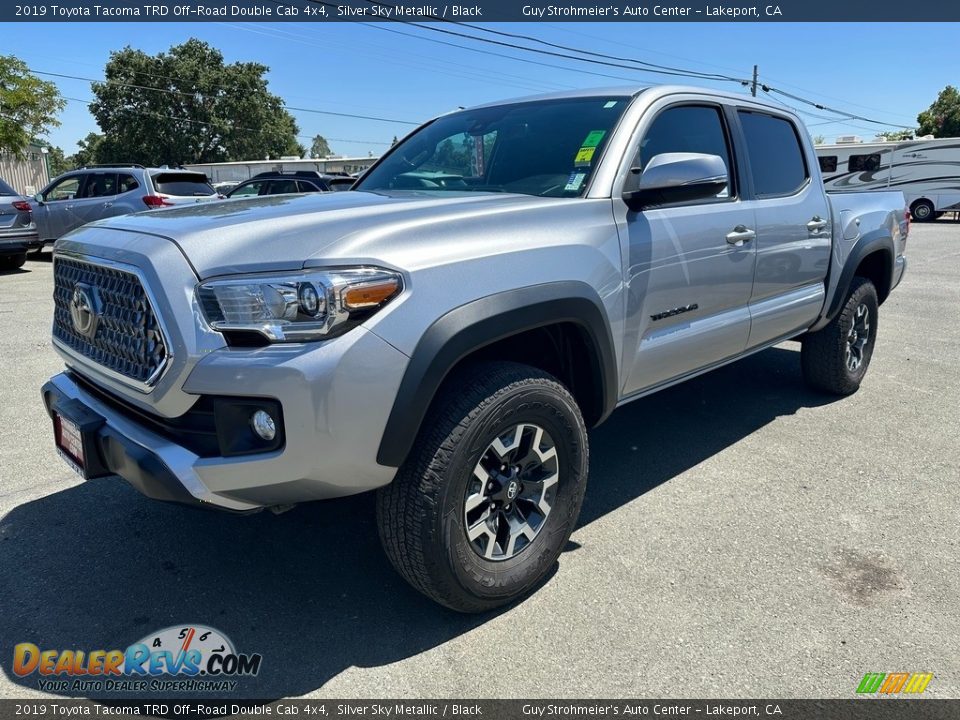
[{"left": 42, "top": 327, "right": 410, "bottom": 512}]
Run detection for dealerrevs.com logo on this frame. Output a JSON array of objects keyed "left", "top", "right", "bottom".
[{"left": 13, "top": 625, "right": 262, "bottom": 693}]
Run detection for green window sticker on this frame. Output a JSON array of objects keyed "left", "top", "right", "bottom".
[
  {"left": 603, "top": 101, "right": 618, "bottom": 109},
  {"left": 581, "top": 130, "right": 607, "bottom": 148}
]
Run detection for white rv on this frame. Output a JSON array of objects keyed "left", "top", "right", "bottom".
[{"left": 816, "top": 136, "right": 960, "bottom": 221}]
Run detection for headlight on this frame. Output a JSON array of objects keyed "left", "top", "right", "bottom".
[{"left": 197, "top": 267, "right": 402, "bottom": 342}]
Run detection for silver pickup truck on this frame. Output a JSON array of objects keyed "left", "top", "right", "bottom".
[{"left": 42, "top": 86, "right": 908, "bottom": 612}]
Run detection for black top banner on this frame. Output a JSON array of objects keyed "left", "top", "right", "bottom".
[{"left": 5, "top": 0, "right": 960, "bottom": 22}]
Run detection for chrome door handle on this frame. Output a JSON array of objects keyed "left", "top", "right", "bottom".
[
  {"left": 103, "top": 202, "right": 113, "bottom": 208},
  {"left": 726, "top": 225, "right": 756, "bottom": 246},
  {"left": 807, "top": 216, "right": 829, "bottom": 232}
]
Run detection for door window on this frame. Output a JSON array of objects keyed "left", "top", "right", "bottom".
[
  {"left": 269, "top": 180, "right": 299, "bottom": 194},
  {"left": 118, "top": 174, "right": 140, "bottom": 194},
  {"left": 630, "top": 105, "right": 734, "bottom": 200},
  {"left": 229, "top": 181, "right": 266, "bottom": 197},
  {"left": 738, "top": 111, "right": 809, "bottom": 196},
  {"left": 45, "top": 176, "right": 83, "bottom": 201},
  {"left": 81, "top": 174, "right": 118, "bottom": 198}
]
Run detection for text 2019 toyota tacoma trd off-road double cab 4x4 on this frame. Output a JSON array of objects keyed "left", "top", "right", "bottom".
[{"left": 43, "top": 86, "right": 908, "bottom": 611}]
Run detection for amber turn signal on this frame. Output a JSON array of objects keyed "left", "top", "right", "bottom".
[{"left": 342, "top": 278, "right": 401, "bottom": 310}]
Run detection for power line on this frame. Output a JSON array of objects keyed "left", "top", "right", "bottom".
[{"left": 31, "top": 68, "right": 420, "bottom": 126}]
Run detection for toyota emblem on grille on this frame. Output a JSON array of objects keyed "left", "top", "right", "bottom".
[{"left": 69, "top": 284, "right": 100, "bottom": 339}]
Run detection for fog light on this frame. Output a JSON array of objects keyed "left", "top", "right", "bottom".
[{"left": 250, "top": 410, "right": 276, "bottom": 441}]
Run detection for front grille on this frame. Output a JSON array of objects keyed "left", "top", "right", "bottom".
[{"left": 53, "top": 256, "right": 168, "bottom": 385}]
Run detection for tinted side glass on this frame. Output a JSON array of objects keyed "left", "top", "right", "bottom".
[
  {"left": 849, "top": 154, "right": 881, "bottom": 172},
  {"left": 738, "top": 111, "right": 808, "bottom": 196},
  {"left": 82, "top": 173, "right": 118, "bottom": 198},
  {"left": 818, "top": 156, "right": 838, "bottom": 173},
  {"left": 118, "top": 174, "right": 140, "bottom": 193},
  {"left": 631, "top": 104, "right": 733, "bottom": 199},
  {"left": 0, "top": 179, "right": 17, "bottom": 196},
  {"left": 269, "top": 180, "right": 299, "bottom": 194}
]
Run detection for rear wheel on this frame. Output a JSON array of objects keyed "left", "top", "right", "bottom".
[
  {"left": 910, "top": 199, "right": 935, "bottom": 222},
  {"left": 376, "top": 361, "right": 588, "bottom": 613},
  {"left": 801, "top": 277, "right": 878, "bottom": 395},
  {"left": 0, "top": 253, "right": 26, "bottom": 270}
]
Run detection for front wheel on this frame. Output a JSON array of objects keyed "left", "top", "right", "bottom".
[
  {"left": 376, "top": 361, "right": 588, "bottom": 613},
  {"left": 801, "top": 277, "right": 879, "bottom": 395}
]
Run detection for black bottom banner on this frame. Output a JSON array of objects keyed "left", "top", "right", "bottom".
[{"left": 0, "top": 700, "right": 956, "bottom": 720}]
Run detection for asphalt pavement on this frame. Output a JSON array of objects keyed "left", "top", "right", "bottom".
[{"left": 0, "top": 222, "right": 958, "bottom": 700}]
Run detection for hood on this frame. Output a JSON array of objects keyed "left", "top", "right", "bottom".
[{"left": 87, "top": 190, "right": 561, "bottom": 278}]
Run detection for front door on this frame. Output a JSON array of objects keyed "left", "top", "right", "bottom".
[
  {"left": 618, "top": 103, "right": 757, "bottom": 396},
  {"left": 36, "top": 174, "right": 86, "bottom": 241}
]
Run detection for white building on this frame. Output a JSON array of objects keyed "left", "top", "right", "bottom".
[{"left": 184, "top": 156, "right": 378, "bottom": 183}]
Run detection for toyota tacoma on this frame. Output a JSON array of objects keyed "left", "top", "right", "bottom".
[{"left": 42, "top": 86, "right": 908, "bottom": 612}]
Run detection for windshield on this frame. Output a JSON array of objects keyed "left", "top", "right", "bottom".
[{"left": 356, "top": 96, "right": 631, "bottom": 198}]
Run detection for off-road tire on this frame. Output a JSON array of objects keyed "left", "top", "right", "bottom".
[
  {"left": 801, "top": 277, "right": 879, "bottom": 395},
  {"left": 376, "top": 361, "right": 588, "bottom": 613}
]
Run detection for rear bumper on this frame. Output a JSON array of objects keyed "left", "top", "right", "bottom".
[{"left": 0, "top": 230, "right": 39, "bottom": 255}]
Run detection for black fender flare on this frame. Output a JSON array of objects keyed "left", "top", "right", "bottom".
[
  {"left": 376, "top": 281, "right": 619, "bottom": 468},
  {"left": 823, "top": 233, "right": 894, "bottom": 323}
]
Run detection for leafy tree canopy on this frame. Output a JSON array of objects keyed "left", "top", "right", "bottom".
[
  {"left": 917, "top": 86, "right": 960, "bottom": 138},
  {"left": 0, "top": 55, "right": 64, "bottom": 156},
  {"left": 90, "top": 39, "right": 301, "bottom": 166}
]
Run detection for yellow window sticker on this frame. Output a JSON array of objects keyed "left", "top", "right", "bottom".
[{"left": 574, "top": 146, "right": 597, "bottom": 166}]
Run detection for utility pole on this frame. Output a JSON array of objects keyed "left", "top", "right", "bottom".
[{"left": 751, "top": 65, "right": 758, "bottom": 97}]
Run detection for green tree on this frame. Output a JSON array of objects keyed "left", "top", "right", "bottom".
[
  {"left": 46, "top": 145, "right": 70, "bottom": 176},
  {"left": 89, "top": 39, "right": 300, "bottom": 166},
  {"left": 917, "top": 86, "right": 960, "bottom": 138},
  {"left": 876, "top": 129, "right": 915, "bottom": 141},
  {"left": 811, "top": 134, "right": 826, "bottom": 145},
  {"left": 70, "top": 132, "right": 106, "bottom": 167},
  {"left": 310, "top": 134, "right": 332, "bottom": 158},
  {"left": 0, "top": 55, "right": 65, "bottom": 155}
]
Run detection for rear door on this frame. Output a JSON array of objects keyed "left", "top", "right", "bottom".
[
  {"left": 618, "top": 101, "right": 758, "bottom": 395},
  {"left": 736, "top": 110, "right": 831, "bottom": 349}
]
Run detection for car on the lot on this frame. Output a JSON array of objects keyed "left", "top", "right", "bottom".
[
  {"left": 42, "top": 85, "right": 908, "bottom": 612},
  {"left": 0, "top": 177, "right": 39, "bottom": 270},
  {"left": 30, "top": 165, "right": 218, "bottom": 246},
  {"left": 225, "top": 170, "right": 354, "bottom": 198}
]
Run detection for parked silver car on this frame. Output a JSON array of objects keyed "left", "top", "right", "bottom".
[
  {"left": 31, "top": 165, "right": 219, "bottom": 246},
  {"left": 0, "top": 177, "right": 39, "bottom": 270}
]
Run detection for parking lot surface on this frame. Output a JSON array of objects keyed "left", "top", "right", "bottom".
[{"left": 1, "top": 223, "right": 958, "bottom": 699}]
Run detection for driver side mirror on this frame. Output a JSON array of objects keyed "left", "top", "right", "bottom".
[
  {"left": 33, "top": 193, "right": 45, "bottom": 204},
  {"left": 622, "top": 152, "right": 728, "bottom": 212}
]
